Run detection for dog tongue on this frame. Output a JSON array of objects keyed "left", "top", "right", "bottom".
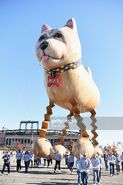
[{"left": 42, "top": 55, "right": 49, "bottom": 62}]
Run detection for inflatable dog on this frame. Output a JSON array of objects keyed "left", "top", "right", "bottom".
[{"left": 34, "top": 18, "right": 100, "bottom": 158}]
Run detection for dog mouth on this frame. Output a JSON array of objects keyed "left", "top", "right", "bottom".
[{"left": 40, "top": 55, "right": 63, "bottom": 62}]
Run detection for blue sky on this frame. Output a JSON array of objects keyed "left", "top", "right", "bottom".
[{"left": 0, "top": 1, "right": 123, "bottom": 146}]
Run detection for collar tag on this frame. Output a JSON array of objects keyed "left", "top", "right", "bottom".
[{"left": 48, "top": 74, "right": 62, "bottom": 87}]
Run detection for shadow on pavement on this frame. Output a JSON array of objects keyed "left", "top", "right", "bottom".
[
  {"left": 27, "top": 183, "right": 77, "bottom": 185},
  {"left": 18, "top": 170, "right": 53, "bottom": 175},
  {"left": 28, "top": 171, "right": 53, "bottom": 175}
]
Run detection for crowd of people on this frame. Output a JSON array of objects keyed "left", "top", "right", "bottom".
[
  {"left": 104, "top": 152, "right": 123, "bottom": 176},
  {"left": 1, "top": 149, "right": 33, "bottom": 174},
  {"left": 0, "top": 149, "right": 123, "bottom": 185},
  {"left": 74, "top": 152, "right": 102, "bottom": 185}
]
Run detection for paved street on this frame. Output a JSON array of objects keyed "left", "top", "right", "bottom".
[
  {"left": 0, "top": 164, "right": 123, "bottom": 185},
  {"left": 0, "top": 151, "right": 123, "bottom": 185}
]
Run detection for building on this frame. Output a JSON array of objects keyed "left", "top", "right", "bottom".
[
  {"left": 0, "top": 131, "right": 5, "bottom": 146},
  {"left": 1, "top": 120, "right": 80, "bottom": 148}
]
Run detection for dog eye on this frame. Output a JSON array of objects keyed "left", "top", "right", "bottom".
[
  {"left": 54, "top": 32, "right": 63, "bottom": 38},
  {"left": 39, "top": 35, "right": 45, "bottom": 42}
]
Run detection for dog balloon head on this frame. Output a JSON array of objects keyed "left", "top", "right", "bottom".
[{"left": 36, "top": 18, "right": 81, "bottom": 70}]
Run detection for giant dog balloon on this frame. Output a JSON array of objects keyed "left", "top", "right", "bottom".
[{"left": 33, "top": 18, "right": 100, "bottom": 158}]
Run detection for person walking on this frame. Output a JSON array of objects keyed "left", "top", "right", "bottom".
[
  {"left": 120, "top": 152, "right": 123, "bottom": 172},
  {"left": 76, "top": 154, "right": 83, "bottom": 185},
  {"left": 23, "top": 150, "right": 30, "bottom": 173},
  {"left": 103, "top": 152, "right": 108, "bottom": 171},
  {"left": 67, "top": 152, "right": 74, "bottom": 174},
  {"left": 34, "top": 155, "right": 38, "bottom": 167},
  {"left": 91, "top": 154, "right": 100, "bottom": 185},
  {"left": 16, "top": 149, "right": 23, "bottom": 172},
  {"left": 1, "top": 151, "right": 10, "bottom": 174},
  {"left": 116, "top": 153, "right": 121, "bottom": 175},
  {"left": 29, "top": 150, "right": 33, "bottom": 168},
  {"left": 43, "top": 157, "right": 47, "bottom": 166},
  {"left": 97, "top": 152, "right": 103, "bottom": 181},
  {"left": 79, "top": 153, "right": 91, "bottom": 185},
  {"left": 54, "top": 152, "right": 62, "bottom": 173},
  {"left": 107, "top": 153, "right": 116, "bottom": 176},
  {"left": 47, "top": 155, "right": 52, "bottom": 168},
  {"left": 65, "top": 150, "right": 70, "bottom": 166}
]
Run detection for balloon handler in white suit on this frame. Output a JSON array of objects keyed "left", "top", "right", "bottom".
[{"left": 33, "top": 18, "right": 100, "bottom": 159}]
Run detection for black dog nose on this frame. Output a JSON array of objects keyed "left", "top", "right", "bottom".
[{"left": 39, "top": 41, "right": 48, "bottom": 50}]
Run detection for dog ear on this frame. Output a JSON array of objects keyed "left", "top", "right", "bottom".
[
  {"left": 41, "top": 24, "right": 51, "bottom": 33},
  {"left": 65, "top": 18, "right": 77, "bottom": 30}
]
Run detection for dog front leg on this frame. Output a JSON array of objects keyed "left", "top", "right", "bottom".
[{"left": 39, "top": 99, "right": 55, "bottom": 138}]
